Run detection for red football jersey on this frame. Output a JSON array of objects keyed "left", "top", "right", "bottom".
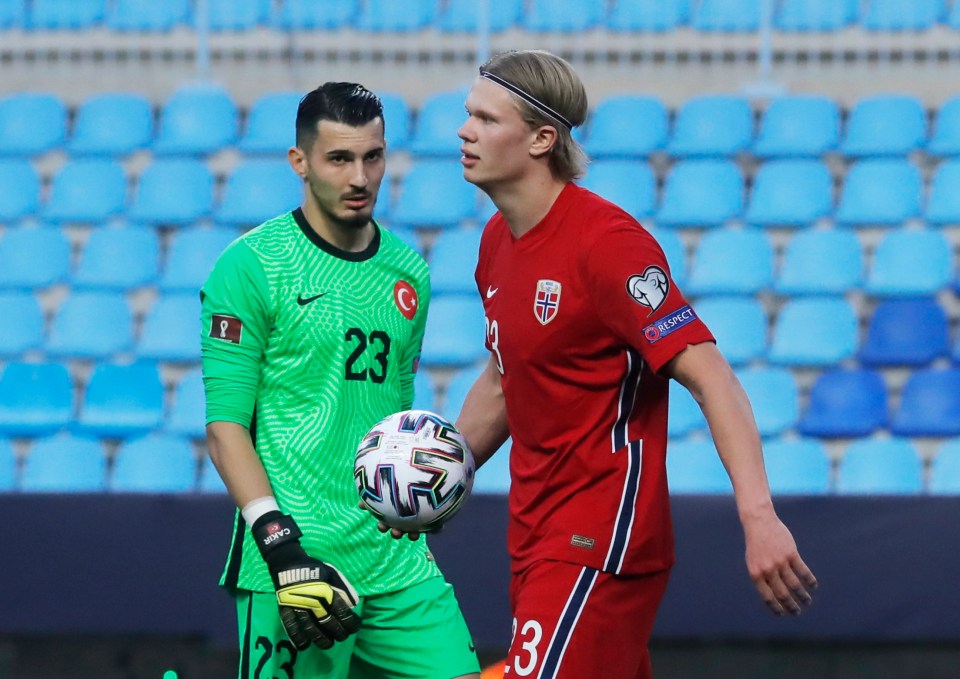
[{"left": 476, "top": 183, "right": 715, "bottom": 576}]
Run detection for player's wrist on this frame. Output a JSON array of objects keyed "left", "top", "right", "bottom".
[{"left": 251, "top": 511, "right": 310, "bottom": 568}]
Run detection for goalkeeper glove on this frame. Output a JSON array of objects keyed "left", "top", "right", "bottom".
[{"left": 252, "top": 511, "right": 361, "bottom": 650}]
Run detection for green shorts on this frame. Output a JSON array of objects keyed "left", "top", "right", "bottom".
[{"left": 236, "top": 576, "right": 480, "bottom": 679}]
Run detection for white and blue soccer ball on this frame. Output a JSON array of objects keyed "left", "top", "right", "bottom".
[{"left": 355, "top": 410, "right": 475, "bottom": 532}]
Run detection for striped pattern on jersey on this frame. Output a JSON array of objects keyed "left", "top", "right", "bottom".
[{"left": 538, "top": 567, "right": 599, "bottom": 679}]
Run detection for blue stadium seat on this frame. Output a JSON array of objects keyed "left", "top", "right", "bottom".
[
  {"left": 378, "top": 92, "right": 412, "bottom": 151},
  {"left": 0, "top": 292, "right": 44, "bottom": 357},
  {"left": 152, "top": 83, "right": 238, "bottom": 156},
  {"left": 111, "top": 433, "right": 197, "bottom": 492},
  {"left": 214, "top": 159, "right": 303, "bottom": 227},
  {"left": 0, "top": 362, "right": 73, "bottom": 437},
  {"left": 583, "top": 96, "right": 668, "bottom": 157},
  {"left": 199, "top": 455, "right": 227, "bottom": 493},
  {"left": 607, "top": 0, "right": 689, "bottom": 31},
  {"left": 655, "top": 160, "right": 743, "bottom": 228},
  {"left": 840, "top": 95, "right": 928, "bottom": 157},
  {"left": 0, "top": 438, "right": 15, "bottom": 491},
  {"left": 440, "top": 361, "right": 485, "bottom": 421},
  {"left": 753, "top": 96, "right": 840, "bottom": 157},
  {"left": 737, "top": 367, "right": 798, "bottom": 438},
  {"left": 692, "top": 0, "right": 760, "bottom": 31},
  {"left": 68, "top": 92, "right": 153, "bottom": 157},
  {"left": 237, "top": 91, "right": 301, "bottom": 154},
  {"left": 27, "top": 0, "right": 105, "bottom": 29},
  {"left": 668, "top": 379, "right": 706, "bottom": 438},
  {"left": 776, "top": 0, "right": 858, "bottom": 31},
  {"left": 694, "top": 297, "right": 767, "bottom": 366},
  {"left": 137, "top": 293, "right": 200, "bottom": 362},
  {"left": 408, "top": 90, "right": 467, "bottom": 157},
  {"left": 667, "top": 439, "right": 731, "bottom": 494},
  {"left": 860, "top": 299, "right": 949, "bottom": 367},
  {"left": 763, "top": 439, "right": 832, "bottom": 495},
  {"left": 429, "top": 227, "right": 482, "bottom": 296},
  {"left": 865, "top": 229, "right": 951, "bottom": 297},
  {"left": 391, "top": 160, "right": 476, "bottom": 228},
  {"left": 0, "top": 0, "right": 24, "bottom": 29},
  {"left": 159, "top": 227, "right": 237, "bottom": 292},
  {"left": 197, "top": 0, "right": 271, "bottom": 31},
  {"left": 106, "top": 0, "right": 190, "bottom": 31},
  {"left": 46, "top": 291, "right": 133, "bottom": 360},
  {"left": 950, "top": 0, "right": 960, "bottom": 28},
  {"left": 745, "top": 160, "right": 833, "bottom": 227},
  {"left": 891, "top": 368, "right": 960, "bottom": 437},
  {"left": 20, "top": 434, "right": 106, "bottom": 492},
  {"left": 412, "top": 369, "right": 435, "bottom": 412},
  {"left": 355, "top": 0, "right": 437, "bottom": 31},
  {"left": 274, "top": 0, "right": 356, "bottom": 29},
  {"left": 43, "top": 158, "right": 127, "bottom": 224},
  {"left": 523, "top": 0, "right": 606, "bottom": 31},
  {"left": 929, "top": 439, "right": 960, "bottom": 495},
  {"left": 775, "top": 229, "right": 862, "bottom": 296},
  {"left": 837, "top": 439, "right": 923, "bottom": 495},
  {"left": 129, "top": 158, "right": 214, "bottom": 226},
  {"left": 668, "top": 96, "right": 753, "bottom": 157},
  {"left": 438, "top": 0, "right": 522, "bottom": 32},
  {"left": 799, "top": 369, "right": 887, "bottom": 438},
  {"left": 769, "top": 298, "right": 858, "bottom": 367},
  {"left": 0, "top": 226, "right": 71, "bottom": 289},
  {"left": 473, "top": 438, "right": 512, "bottom": 494},
  {"left": 862, "top": 0, "right": 945, "bottom": 31},
  {"left": 687, "top": 228, "right": 772, "bottom": 296},
  {"left": 579, "top": 160, "right": 656, "bottom": 218},
  {"left": 421, "top": 296, "right": 486, "bottom": 367},
  {"left": 73, "top": 226, "right": 158, "bottom": 290},
  {"left": 648, "top": 228, "right": 687, "bottom": 287},
  {"left": 167, "top": 368, "right": 205, "bottom": 438},
  {"left": 924, "top": 159, "right": 960, "bottom": 224},
  {"left": 77, "top": 361, "right": 164, "bottom": 438},
  {"left": 834, "top": 159, "right": 922, "bottom": 227},
  {"left": 928, "top": 96, "right": 960, "bottom": 156},
  {"left": 0, "top": 92, "right": 66, "bottom": 156},
  {"left": 0, "top": 159, "right": 39, "bottom": 221}
]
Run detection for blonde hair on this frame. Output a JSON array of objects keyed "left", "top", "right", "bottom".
[{"left": 480, "top": 50, "right": 589, "bottom": 181}]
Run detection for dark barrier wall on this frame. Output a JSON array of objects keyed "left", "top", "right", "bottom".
[{"left": 2, "top": 495, "right": 959, "bottom": 649}]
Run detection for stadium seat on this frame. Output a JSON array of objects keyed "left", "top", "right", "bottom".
[
  {"left": 0, "top": 0, "right": 23, "bottom": 29},
  {"left": 687, "top": 228, "right": 772, "bottom": 296},
  {"left": 237, "top": 91, "right": 301, "bottom": 154},
  {"left": 648, "top": 228, "right": 687, "bottom": 287},
  {"left": 865, "top": 229, "right": 951, "bottom": 297},
  {"left": 668, "top": 96, "right": 753, "bottom": 157},
  {"left": 0, "top": 362, "right": 74, "bottom": 437},
  {"left": 421, "top": 295, "right": 486, "bottom": 366},
  {"left": 776, "top": 0, "right": 858, "bottom": 31},
  {"left": 523, "top": 0, "right": 606, "bottom": 32},
  {"left": 694, "top": 297, "right": 767, "bottom": 366},
  {"left": 408, "top": 90, "right": 467, "bottom": 156},
  {"left": 73, "top": 226, "right": 158, "bottom": 290},
  {"left": 668, "top": 379, "right": 706, "bottom": 438},
  {"left": 275, "top": 0, "right": 356, "bottom": 29},
  {"left": 27, "top": 0, "right": 105, "bottom": 30},
  {"left": 391, "top": 160, "right": 476, "bottom": 228},
  {"left": 583, "top": 95, "right": 668, "bottom": 157},
  {"left": 927, "top": 96, "right": 960, "bottom": 156},
  {"left": 429, "top": 227, "right": 482, "bottom": 296},
  {"left": 111, "top": 433, "right": 197, "bottom": 492},
  {"left": 0, "top": 438, "right": 15, "bottom": 491},
  {"left": 0, "top": 159, "right": 39, "bottom": 221},
  {"left": 655, "top": 160, "right": 743, "bottom": 228},
  {"left": 834, "top": 159, "right": 922, "bottom": 227},
  {"left": 136, "top": 293, "right": 200, "bottom": 362},
  {"left": 214, "top": 159, "right": 303, "bottom": 227},
  {"left": 473, "top": 438, "right": 512, "bottom": 494},
  {"left": 859, "top": 299, "right": 949, "bottom": 367},
  {"left": 0, "top": 292, "right": 44, "bottom": 357},
  {"left": 378, "top": 92, "right": 411, "bottom": 151},
  {"left": 159, "top": 227, "right": 237, "bottom": 292},
  {"left": 437, "top": 0, "right": 523, "bottom": 32},
  {"left": 924, "top": 159, "right": 960, "bottom": 224},
  {"left": 753, "top": 96, "right": 840, "bottom": 157},
  {"left": 798, "top": 369, "right": 887, "bottom": 438},
  {"left": 43, "top": 158, "right": 127, "bottom": 224},
  {"left": 77, "top": 361, "right": 165, "bottom": 438},
  {"left": 837, "top": 439, "right": 923, "bottom": 495},
  {"left": 0, "top": 92, "right": 66, "bottom": 156},
  {"left": 412, "top": 369, "right": 436, "bottom": 412},
  {"left": 199, "top": 455, "right": 227, "bottom": 493},
  {"left": 692, "top": 0, "right": 760, "bottom": 32},
  {"left": 129, "top": 158, "right": 214, "bottom": 226},
  {"left": 607, "top": 0, "right": 689, "bottom": 31},
  {"left": 579, "top": 160, "right": 656, "bottom": 218},
  {"left": 197, "top": 0, "right": 271, "bottom": 31},
  {"left": 862, "top": 0, "right": 945, "bottom": 31},
  {"left": 950, "top": 0, "right": 960, "bottom": 28},
  {"left": 839, "top": 95, "right": 928, "bottom": 157},
  {"left": 769, "top": 298, "right": 858, "bottom": 367},
  {"left": 152, "top": 83, "right": 238, "bottom": 156},
  {"left": 745, "top": 160, "right": 833, "bottom": 227},
  {"left": 46, "top": 291, "right": 133, "bottom": 360},
  {"left": 775, "top": 229, "right": 862, "bottom": 296},
  {"left": 106, "top": 0, "right": 190, "bottom": 31},
  {"left": 736, "top": 367, "right": 798, "bottom": 438},
  {"left": 0, "top": 226, "right": 71, "bottom": 290},
  {"left": 929, "top": 439, "right": 960, "bottom": 494},
  {"left": 20, "top": 434, "right": 106, "bottom": 492},
  {"left": 667, "top": 439, "right": 731, "bottom": 494},
  {"left": 68, "top": 92, "right": 153, "bottom": 156},
  {"left": 891, "top": 368, "right": 960, "bottom": 437},
  {"left": 166, "top": 368, "right": 205, "bottom": 438},
  {"left": 763, "top": 439, "right": 832, "bottom": 495},
  {"left": 354, "top": 0, "right": 437, "bottom": 31}
]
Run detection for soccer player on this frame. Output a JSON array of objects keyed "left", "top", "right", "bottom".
[
  {"left": 453, "top": 50, "right": 818, "bottom": 678},
  {"left": 201, "top": 82, "right": 480, "bottom": 679}
]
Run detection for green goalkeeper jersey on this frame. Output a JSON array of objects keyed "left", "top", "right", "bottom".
[{"left": 200, "top": 208, "right": 440, "bottom": 595}]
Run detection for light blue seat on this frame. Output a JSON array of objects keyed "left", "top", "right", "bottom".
[
  {"left": 27, "top": 0, "right": 105, "bottom": 30},
  {"left": 950, "top": 0, "right": 960, "bottom": 28},
  {"left": 391, "top": 160, "right": 476, "bottom": 228},
  {"left": 837, "top": 439, "right": 922, "bottom": 495},
  {"left": 865, "top": 229, "right": 951, "bottom": 297},
  {"left": 668, "top": 96, "right": 753, "bottom": 157},
  {"left": 667, "top": 439, "right": 731, "bottom": 494},
  {"left": 928, "top": 96, "right": 960, "bottom": 156},
  {"left": 891, "top": 368, "right": 960, "bottom": 437},
  {"left": 799, "top": 369, "right": 887, "bottom": 438},
  {"left": 20, "top": 434, "right": 106, "bottom": 492},
  {"left": 199, "top": 455, "right": 227, "bottom": 493},
  {"left": 583, "top": 96, "right": 668, "bottom": 157},
  {"left": 421, "top": 295, "right": 486, "bottom": 367},
  {"left": 274, "top": 0, "right": 356, "bottom": 29},
  {"left": 0, "top": 226, "right": 71, "bottom": 289},
  {"left": 0, "top": 159, "right": 39, "bottom": 221},
  {"left": 929, "top": 439, "right": 960, "bottom": 494},
  {"left": 43, "top": 158, "right": 127, "bottom": 224},
  {"left": 924, "top": 159, "right": 960, "bottom": 224},
  {"left": 840, "top": 95, "right": 928, "bottom": 157},
  {"left": 0, "top": 92, "right": 66, "bottom": 156},
  {"left": 763, "top": 440, "right": 832, "bottom": 495},
  {"left": 769, "top": 298, "right": 858, "bottom": 367},
  {"left": 159, "top": 227, "right": 237, "bottom": 292},
  {"left": 111, "top": 433, "right": 197, "bottom": 492},
  {"left": 834, "top": 159, "right": 922, "bottom": 227},
  {"left": 379, "top": 92, "right": 412, "bottom": 151},
  {"left": 862, "top": 0, "right": 945, "bottom": 31},
  {"left": 152, "top": 83, "right": 237, "bottom": 156},
  {"left": 692, "top": 0, "right": 760, "bottom": 31},
  {"left": 68, "top": 92, "right": 153, "bottom": 156},
  {"left": 73, "top": 226, "right": 158, "bottom": 290},
  {"left": 860, "top": 299, "right": 949, "bottom": 367},
  {"left": 237, "top": 91, "right": 301, "bottom": 154},
  {"left": 198, "top": 0, "right": 271, "bottom": 31},
  {"left": 412, "top": 369, "right": 436, "bottom": 412},
  {"left": 440, "top": 362, "right": 485, "bottom": 421},
  {"left": 753, "top": 96, "right": 840, "bottom": 157},
  {"left": 775, "top": 229, "right": 862, "bottom": 296},
  {"left": 474, "top": 438, "right": 512, "bottom": 494},
  {"left": 0, "top": 292, "right": 44, "bottom": 357},
  {"left": 437, "top": 0, "right": 522, "bottom": 32},
  {"left": 215, "top": 159, "right": 302, "bottom": 227},
  {"left": 736, "top": 367, "right": 798, "bottom": 438},
  {"left": 137, "top": 293, "right": 200, "bottom": 362},
  {"left": 408, "top": 90, "right": 466, "bottom": 157},
  {"left": 429, "top": 228, "right": 482, "bottom": 296},
  {"left": 46, "top": 291, "right": 133, "bottom": 360},
  {"left": 776, "top": 0, "right": 858, "bottom": 31},
  {"left": 0, "top": 438, "right": 15, "bottom": 491},
  {"left": 668, "top": 379, "right": 706, "bottom": 438},
  {"left": 687, "top": 228, "right": 772, "bottom": 296},
  {"left": 579, "top": 160, "right": 656, "bottom": 218},
  {"left": 694, "top": 297, "right": 767, "bottom": 366},
  {"left": 655, "top": 160, "right": 743, "bottom": 228},
  {"left": 106, "top": 0, "right": 190, "bottom": 31},
  {"left": 523, "top": 0, "right": 606, "bottom": 31},
  {"left": 0, "top": 0, "right": 24, "bottom": 28},
  {"left": 77, "top": 361, "right": 164, "bottom": 438},
  {"left": 0, "top": 362, "right": 74, "bottom": 437},
  {"left": 129, "top": 158, "right": 214, "bottom": 226},
  {"left": 648, "top": 228, "right": 687, "bottom": 287},
  {"left": 607, "top": 0, "right": 689, "bottom": 31},
  {"left": 745, "top": 160, "right": 833, "bottom": 227},
  {"left": 354, "top": 0, "right": 437, "bottom": 31},
  {"left": 167, "top": 368, "right": 205, "bottom": 438}
]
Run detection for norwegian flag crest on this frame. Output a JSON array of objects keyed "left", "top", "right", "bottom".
[{"left": 534, "top": 279, "right": 562, "bottom": 325}]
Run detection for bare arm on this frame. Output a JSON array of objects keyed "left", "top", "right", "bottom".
[
  {"left": 206, "top": 420, "right": 273, "bottom": 510},
  {"left": 455, "top": 354, "right": 510, "bottom": 469}
]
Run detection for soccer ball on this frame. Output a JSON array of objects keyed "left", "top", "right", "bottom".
[{"left": 355, "top": 410, "right": 475, "bottom": 533}]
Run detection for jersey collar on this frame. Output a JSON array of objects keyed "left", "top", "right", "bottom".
[{"left": 293, "top": 207, "right": 381, "bottom": 262}]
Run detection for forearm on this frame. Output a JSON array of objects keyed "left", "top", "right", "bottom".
[
  {"left": 455, "top": 356, "right": 510, "bottom": 468},
  {"left": 205, "top": 420, "right": 274, "bottom": 510}
]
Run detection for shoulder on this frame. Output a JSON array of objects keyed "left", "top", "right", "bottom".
[{"left": 571, "top": 185, "right": 658, "bottom": 252}]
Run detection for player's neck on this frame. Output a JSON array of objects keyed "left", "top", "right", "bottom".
[
  {"left": 490, "top": 175, "right": 567, "bottom": 239},
  {"left": 300, "top": 200, "right": 374, "bottom": 253}
]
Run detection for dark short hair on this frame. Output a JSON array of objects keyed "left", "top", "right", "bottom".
[{"left": 295, "top": 82, "right": 384, "bottom": 148}]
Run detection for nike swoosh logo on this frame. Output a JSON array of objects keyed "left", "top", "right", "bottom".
[
  {"left": 486, "top": 286, "right": 498, "bottom": 298},
  {"left": 297, "top": 292, "right": 327, "bottom": 306}
]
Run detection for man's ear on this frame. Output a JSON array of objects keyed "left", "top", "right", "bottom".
[
  {"left": 529, "top": 125, "right": 559, "bottom": 160},
  {"left": 288, "top": 145, "right": 307, "bottom": 179}
]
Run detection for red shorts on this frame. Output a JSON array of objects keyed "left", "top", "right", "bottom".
[{"left": 505, "top": 560, "right": 670, "bottom": 679}]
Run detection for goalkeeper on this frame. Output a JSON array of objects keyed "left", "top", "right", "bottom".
[{"left": 201, "top": 82, "right": 480, "bottom": 679}]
